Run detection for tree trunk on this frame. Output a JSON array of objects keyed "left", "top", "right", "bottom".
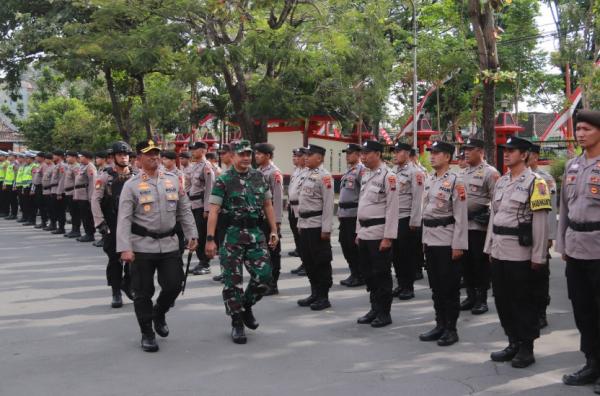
[
  {"left": 468, "top": 0, "right": 499, "bottom": 166},
  {"left": 136, "top": 74, "right": 152, "bottom": 140},
  {"left": 103, "top": 66, "right": 130, "bottom": 142}
]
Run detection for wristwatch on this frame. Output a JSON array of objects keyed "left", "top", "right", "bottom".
[{"left": 206, "top": 235, "right": 214, "bottom": 242}]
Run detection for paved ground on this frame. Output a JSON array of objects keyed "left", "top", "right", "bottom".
[{"left": 0, "top": 218, "right": 593, "bottom": 396}]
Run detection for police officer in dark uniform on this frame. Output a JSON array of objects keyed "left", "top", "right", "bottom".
[
  {"left": 338, "top": 143, "right": 365, "bottom": 287},
  {"left": 557, "top": 110, "right": 600, "bottom": 391},
  {"left": 419, "top": 141, "right": 468, "bottom": 347},
  {"left": 92, "top": 144, "right": 135, "bottom": 308},
  {"left": 117, "top": 140, "right": 198, "bottom": 352},
  {"left": 484, "top": 136, "right": 550, "bottom": 368}
]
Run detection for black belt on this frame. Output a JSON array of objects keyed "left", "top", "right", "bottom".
[
  {"left": 359, "top": 218, "right": 386, "bottom": 227},
  {"left": 43, "top": 187, "right": 51, "bottom": 191},
  {"left": 189, "top": 194, "right": 203, "bottom": 201},
  {"left": 50, "top": 183, "right": 58, "bottom": 187},
  {"left": 289, "top": 200, "right": 299, "bottom": 205},
  {"left": 468, "top": 207, "right": 489, "bottom": 221},
  {"left": 339, "top": 202, "right": 358, "bottom": 209},
  {"left": 65, "top": 187, "right": 74, "bottom": 192},
  {"left": 423, "top": 217, "right": 455, "bottom": 227},
  {"left": 229, "top": 218, "right": 259, "bottom": 228},
  {"left": 493, "top": 225, "right": 522, "bottom": 236},
  {"left": 131, "top": 223, "right": 176, "bottom": 239},
  {"left": 299, "top": 210, "right": 322, "bottom": 219},
  {"left": 74, "top": 184, "right": 88, "bottom": 189},
  {"left": 569, "top": 220, "right": 600, "bottom": 232}
]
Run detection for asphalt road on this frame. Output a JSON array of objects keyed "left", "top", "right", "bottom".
[{"left": 0, "top": 218, "right": 592, "bottom": 396}]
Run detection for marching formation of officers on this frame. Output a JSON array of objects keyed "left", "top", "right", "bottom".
[{"left": 2, "top": 109, "right": 600, "bottom": 394}]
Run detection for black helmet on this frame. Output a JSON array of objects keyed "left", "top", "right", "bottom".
[{"left": 111, "top": 141, "right": 132, "bottom": 155}]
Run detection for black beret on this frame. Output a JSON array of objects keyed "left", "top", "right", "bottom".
[
  {"left": 427, "top": 140, "right": 455, "bottom": 155},
  {"left": 95, "top": 150, "right": 108, "bottom": 159},
  {"left": 218, "top": 143, "right": 231, "bottom": 153},
  {"left": 65, "top": 150, "right": 79, "bottom": 157},
  {"left": 254, "top": 142, "right": 275, "bottom": 154},
  {"left": 342, "top": 143, "right": 361, "bottom": 153},
  {"left": 409, "top": 149, "right": 417, "bottom": 156},
  {"left": 306, "top": 144, "right": 327, "bottom": 156},
  {"left": 52, "top": 149, "right": 65, "bottom": 157},
  {"left": 500, "top": 136, "right": 532, "bottom": 151},
  {"left": 180, "top": 151, "right": 191, "bottom": 159},
  {"left": 393, "top": 142, "right": 412, "bottom": 152},
  {"left": 189, "top": 141, "right": 207, "bottom": 150},
  {"left": 463, "top": 138, "right": 485, "bottom": 149},
  {"left": 44, "top": 152, "right": 54, "bottom": 160},
  {"left": 161, "top": 150, "right": 177, "bottom": 160},
  {"left": 206, "top": 152, "right": 217, "bottom": 160},
  {"left": 530, "top": 144, "right": 541, "bottom": 154},
  {"left": 576, "top": 109, "right": 600, "bottom": 129},
  {"left": 457, "top": 150, "right": 465, "bottom": 159},
  {"left": 361, "top": 140, "right": 383, "bottom": 152},
  {"left": 80, "top": 150, "right": 94, "bottom": 159},
  {"left": 36, "top": 152, "right": 45, "bottom": 158}
]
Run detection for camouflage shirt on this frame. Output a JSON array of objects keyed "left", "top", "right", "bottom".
[{"left": 208, "top": 167, "right": 273, "bottom": 244}]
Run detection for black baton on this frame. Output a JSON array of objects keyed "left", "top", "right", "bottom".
[{"left": 181, "top": 249, "right": 193, "bottom": 295}]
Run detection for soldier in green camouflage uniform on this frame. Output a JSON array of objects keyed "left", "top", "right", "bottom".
[{"left": 205, "top": 140, "right": 279, "bottom": 344}]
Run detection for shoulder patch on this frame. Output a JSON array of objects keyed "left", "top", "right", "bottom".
[
  {"left": 322, "top": 175, "right": 332, "bottom": 189},
  {"left": 95, "top": 179, "right": 103, "bottom": 189},
  {"left": 530, "top": 178, "right": 551, "bottom": 211},
  {"left": 456, "top": 183, "right": 466, "bottom": 201},
  {"left": 87, "top": 168, "right": 95, "bottom": 176}
]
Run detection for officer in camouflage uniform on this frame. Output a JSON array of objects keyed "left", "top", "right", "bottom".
[
  {"left": 92, "top": 144, "right": 136, "bottom": 309},
  {"left": 205, "top": 140, "right": 278, "bottom": 345}
]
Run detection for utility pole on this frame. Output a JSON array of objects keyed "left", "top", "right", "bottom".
[{"left": 411, "top": 0, "right": 418, "bottom": 152}]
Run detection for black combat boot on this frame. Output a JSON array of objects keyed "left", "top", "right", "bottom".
[
  {"left": 491, "top": 339, "right": 520, "bottom": 362},
  {"left": 141, "top": 333, "right": 159, "bottom": 352},
  {"left": 17, "top": 217, "right": 26, "bottom": 223},
  {"left": 263, "top": 281, "right": 279, "bottom": 296},
  {"left": 460, "top": 288, "right": 475, "bottom": 311},
  {"left": 43, "top": 222, "right": 56, "bottom": 231},
  {"left": 77, "top": 234, "right": 94, "bottom": 242},
  {"left": 371, "top": 311, "right": 392, "bottom": 328},
  {"left": 231, "top": 314, "right": 247, "bottom": 344},
  {"left": 153, "top": 305, "right": 169, "bottom": 338},
  {"left": 242, "top": 305, "right": 259, "bottom": 330},
  {"left": 51, "top": 227, "right": 65, "bottom": 235},
  {"left": 437, "top": 319, "right": 459, "bottom": 346},
  {"left": 471, "top": 289, "right": 489, "bottom": 315},
  {"left": 111, "top": 287, "right": 123, "bottom": 308},
  {"left": 310, "top": 289, "right": 331, "bottom": 311},
  {"left": 511, "top": 340, "right": 535, "bottom": 368},
  {"left": 34, "top": 222, "right": 46, "bottom": 229},
  {"left": 420, "top": 314, "right": 445, "bottom": 342},
  {"left": 340, "top": 275, "right": 355, "bottom": 287},
  {"left": 357, "top": 309, "right": 378, "bottom": 324},
  {"left": 594, "top": 377, "right": 600, "bottom": 395},
  {"left": 290, "top": 263, "right": 304, "bottom": 274},
  {"left": 563, "top": 356, "right": 600, "bottom": 386},
  {"left": 398, "top": 285, "right": 415, "bottom": 300},
  {"left": 288, "top": 249, "right": 300, "bottom": 257},
  {"left": 296, "top": 265, "right": 307, "bottom": 277},
  {"left": 212, "top": 274, "right": 224, "bottom": 282},
  {"left": 297, "top": 287, "right": 318, "bottom": 307}
]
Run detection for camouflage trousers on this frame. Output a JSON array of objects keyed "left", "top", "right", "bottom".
[{"left": 220, "top": 239, "right": 272, "bottom": 315}]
